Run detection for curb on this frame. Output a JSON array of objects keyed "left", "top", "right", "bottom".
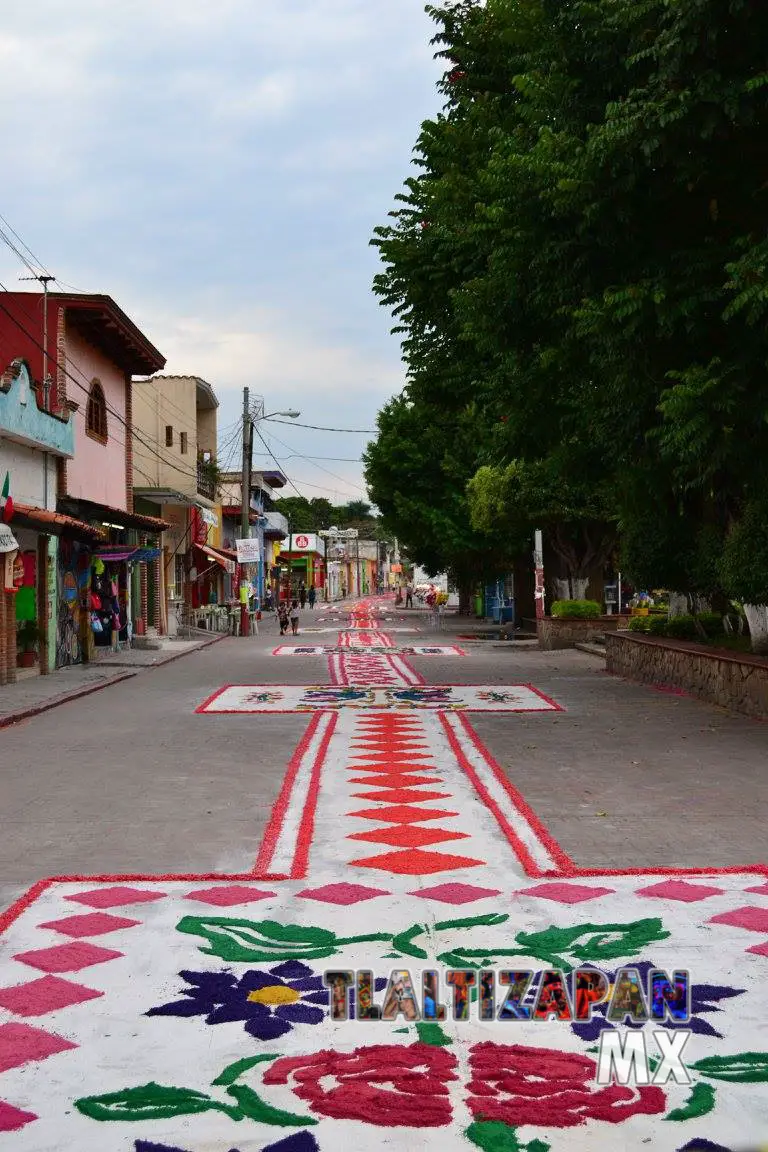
[{"left": 0, "top": 633, "right": 228, "bottom": 731}]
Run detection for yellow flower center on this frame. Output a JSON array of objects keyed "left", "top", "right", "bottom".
[{"left": 247, "top": 984, "right": 301, "bottom": 1006}]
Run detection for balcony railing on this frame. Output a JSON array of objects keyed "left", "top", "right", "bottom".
[{"left": 196, "top": 461, "right": 216, "bottom": 500}]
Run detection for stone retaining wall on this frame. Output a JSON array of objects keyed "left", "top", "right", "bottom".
[
  {"left": 604, "top": 631, "right": 768, "bottom": 718},
  {"left": 536, "top": 615, "right": 628, "bottom": 651}
]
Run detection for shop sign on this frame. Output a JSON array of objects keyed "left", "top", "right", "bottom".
[
  {"left": 3, "top": 548, "right": 18, "bottom": 592},
  {"left": 290, "top": 533, "right": 318, "bottom": 552},
  {"left": 0, "top": 524, "right": 19, "bottom": 553},
  {"left": 235, "top": 538, "right": 260, "bottom": 563},
  {"left": 198, "top": 506, "right": 218, "bottom": 528}
]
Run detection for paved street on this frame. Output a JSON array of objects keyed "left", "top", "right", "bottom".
[
  {"left": 1, "top": 605, "right": 766, "bottom": 916},
  {"left": 1, "top": 600, "right": 767, "bottom": 1149}
]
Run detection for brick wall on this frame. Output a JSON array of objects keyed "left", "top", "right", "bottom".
[
  {"left": 604, "top": 632, "right": 768, "bottom": 718},
  {"left": 56, "top": 307, "right": 68, "bottom": 499},
  {"left": 124, "top": 372, "right": 133, "bottom": 513}
]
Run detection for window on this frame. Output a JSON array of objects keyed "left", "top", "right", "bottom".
[
  {"left": 86, "top": 379, "right": 108, "bottom": 442},
  {"left": 165, "top": 425, "right": 173, "bottom": 447},
  {"left": 174, "top": 555, "right": 185, "bottom": 598},
  {"left": 180, "top": 431, "right": 188, "bottom": 454}
]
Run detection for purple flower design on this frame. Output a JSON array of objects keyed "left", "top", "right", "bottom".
[
  {"left": 146, "top": 960, "right": 329, "bottom": 1041},
  {"left": 135, "top": 1132, "right": 319, "bottom": 1152},
  {"left": 571, "top": 961, "right": 745, "bottom": 1042}
]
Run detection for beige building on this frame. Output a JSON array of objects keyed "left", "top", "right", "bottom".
[{"left": 131, "top": 375, "right": 227, "bottom": 632}]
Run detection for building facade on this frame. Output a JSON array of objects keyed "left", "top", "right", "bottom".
[
  {"left": 0, "top": 292, "right": 166, "bottom": 672},
  {"left": 132, "top": 375, "right": 232, "bottom": 630}
]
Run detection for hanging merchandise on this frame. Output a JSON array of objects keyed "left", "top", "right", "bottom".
[{"left": 93, "top": 557, "right": 105, "bottom": 576}]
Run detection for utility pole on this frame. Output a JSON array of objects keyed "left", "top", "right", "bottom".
[
  {"left": 356, "top": 536, "right": 361, "bottom": 599},
  {"left": 20, "top": 273, "right": 55, "bottom": 407},
  {"left": 533, "top": 528, "right": 545, "bottom": 621},
  {"left": 287, "top": 521, "right": 293, "bottom": 603},
  {"left": 240, "top": 387, "right": 251, "bottom": 637}
]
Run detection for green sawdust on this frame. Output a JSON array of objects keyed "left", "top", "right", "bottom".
[
  {"left": 466, "top": 1120, "right": 550, "bottom": 1151},
  {"left": 692, "top": 1051, "right": 768, "bottom": 1082},
  {"left": 664, "top": 1082, "right": 716, "bottom": 1120},
  {"left": 416, "top": 1022, "right": 453, "bottom": 1046}
]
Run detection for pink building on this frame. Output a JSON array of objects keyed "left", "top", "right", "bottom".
[{"left": 0, "top": 293, "right": 167, "bottom": 661}]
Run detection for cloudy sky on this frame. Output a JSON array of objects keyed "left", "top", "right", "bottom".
[{"left": 0, "top": 1, "right": 444, "bottom": 503}]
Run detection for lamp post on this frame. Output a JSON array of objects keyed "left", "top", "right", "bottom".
[{"left": 239, "top": 395, "right": 300, "bottom": 636}]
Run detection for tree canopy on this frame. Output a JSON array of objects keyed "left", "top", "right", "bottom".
[{"left": 366, "top": 0, "right": 768, "bottom": 627}]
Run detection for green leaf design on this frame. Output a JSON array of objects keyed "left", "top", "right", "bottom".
[
  {"left": 416, "top": 1021, "right": 452, "bottom": 1047},
  {"left": 225, "top": 1083, "right": 317, "bottom": 1126},
  {"left": 393, "top": 912, "right": 510, "bottom": 964},
  {"left": 514, "top": 918, "right": 671, "bottom": 969},
  {"left": 664, "top": 1081, "right": 716, "bottom": 1121},
  {"left": 691, "top": 1052, "right": 768, "bottom": 1082},
  {"left": 74, "top": 1082, "right": 240, "bottom": 1122},
  {"left": 466, "top": 1120, "right": 550, "bottom": 1151},
  {"left": 212, "top": 1053, "right": 280, "bottom": 1087},
  {"left": 176, "top": 915, "right": 341, "bottom": 962}
]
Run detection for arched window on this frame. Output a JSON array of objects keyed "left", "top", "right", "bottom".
[{"left": 86, "top": 379, "right": 108, "bottom": 442}]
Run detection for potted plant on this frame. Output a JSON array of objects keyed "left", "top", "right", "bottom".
[{"left": 16, "top": 620, "right": 43, "bottom": 667}]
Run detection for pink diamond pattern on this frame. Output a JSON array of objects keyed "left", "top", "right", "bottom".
[
  {"left": 296, "top": 883, "right": 391, "bottom": 905},
  {"left": 65, "top": 885, "right": 166, "bottom": 909},
  {"left": 14, "top": 941, "right": 123, "bottom": 973},
  {"left": 0, "top": 975, "right": 103, "bottom": 1017},
  {"left": 409, "top": 882, "right": 501, "bottom": 905},
  {"left": 746, "top": 940, "right": 768, "bottom": 957},
  {"left": 184, "top": 885, "right": 277, "bottom": 907},
  {"left": 0, "top": 1100, "right": 37, "bottom": 1133},
  {"left": 636, "top": 879, "right": 725, "bottom": 902},
  {"left": 519, "top": 882, "right": 615, "bottom": 905},
  {"left": 709, "top": 906, "right": 768, "bottom": 933},
  {"left": 745, "top": 882, "right": 768, "bottom": 896},
  {"left": 38, "top": 912, "right": 141, "bottom": 937},
  {"left": 0, "top": 1023, "right": 77, "bottom": 1073}
]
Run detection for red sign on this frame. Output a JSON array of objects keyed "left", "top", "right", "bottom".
[
  {"left": 13, "top": 555, "right": 25, "bottom": 588},
  {"left": 295, "top": 534, "right": 309, "bottom": 548}
]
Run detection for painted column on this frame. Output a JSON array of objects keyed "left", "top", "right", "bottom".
[{"left": 47, "top": 536, "right": 57, "bottom": 673}]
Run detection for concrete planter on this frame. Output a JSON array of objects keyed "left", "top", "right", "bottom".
[
  {"left": 537, "top": 615, "right": 628, "bottom": 651},
  {"left": 604, "top": 631, "right": 768, "bottom": 718}
]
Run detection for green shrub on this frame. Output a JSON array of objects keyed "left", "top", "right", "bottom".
[
  {"left": 664, "top": 614, "right": 698, "bottom": 640},
  {"left": 628, "top": 616, "right": 650, "bottom": 633},
  {"left": 551, "top": 599, "right": 601, "bottom": 620},
  {"left": 696, "top": 611, "right": 726, "bottom": 638},
  {"left": 648, "top": 615, "right": 668, "bottom": 636}
]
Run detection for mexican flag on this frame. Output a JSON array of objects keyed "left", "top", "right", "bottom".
[{"left": 0, "top": 472, "right": 13, "bottom": 524}]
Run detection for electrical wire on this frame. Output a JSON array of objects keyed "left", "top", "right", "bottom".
[
  {"left": 263, "top": 417, "right": 377, "bottom": 433},
  {"left": 251, "top": 453, "right": 363, "bottom": 463},
  {"left": 262, "top": 426, "right": 367, "bottom": 495}
]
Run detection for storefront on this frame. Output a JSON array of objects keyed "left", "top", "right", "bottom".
[{"left": 277, "top": 534, "right": 326, "bottom": 601}]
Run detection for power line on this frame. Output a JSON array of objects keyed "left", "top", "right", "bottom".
[
  {"left": 252, "top": 423, "right": 307, "bottom": 501},
  {"left": 264, "top": 417, "right": 377, "bottom": 433},
  {"left": 262, "top": 426, "right": 367, "bottom": 495},
  {"left": 0, "top": 287, "right": 216, "bottom": 487},
  {"left": 252, "top": 453, "right": 363, "bottom": 462}
]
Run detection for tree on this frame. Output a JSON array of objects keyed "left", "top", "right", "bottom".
[
  {"left": 467, "top": 460, "right": 617, "bottom": 595},
  {"left": 364, "top": 392, "right": 515, "bottom": 610}
]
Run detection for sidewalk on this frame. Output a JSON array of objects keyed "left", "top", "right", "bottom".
[{"left": 0, "top": 634, "right": 226, "bottom": 728}]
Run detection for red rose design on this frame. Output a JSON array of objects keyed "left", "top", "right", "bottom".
[
  {"left": 263, "top": 1041, "right": 458, "bottom": 1127},
  {"left": 467, "top": 1043, "right": 665, "bottom": 1128}
]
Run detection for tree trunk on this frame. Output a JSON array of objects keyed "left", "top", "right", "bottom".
[
  {"left": 571, "top": 577, "right": 589, "bottom": 599},
  {"left": 552, "top": 578, "right": 570, "bottom": 601},
  {"left": 458, "top": 583, "right": 473, "bottom": 616},
  {"left": 668, "top": 593, "right": 689, "bottom": 618},
  {"left": 744, "top": 603, "right": 768, "bottom": 654}
]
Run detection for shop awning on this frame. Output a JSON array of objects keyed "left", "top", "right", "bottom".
[
  {"left": 195, "top": 543, "right": 236, "bottom": 572},
  {"left": 58, "top": 498, "right": 171, "bottom": 533},
  {"left": 11, "top": 503, "right": 106, "bottom": 541},
  {"left": 94, "top": 545, "right": 162, "bottom": 563},
  {"left": 221, "top": 504, "right": 259, "bottom": 525}
]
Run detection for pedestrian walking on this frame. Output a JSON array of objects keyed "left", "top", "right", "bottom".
[
  {"left": 290, "top": 598, "right": 300, "bottom": 635},
  {"left": 308, "top": 585, "right": 316, "bottom": 609},
  {"left": 264, "top": 588, "right": 273, "bottom": 613},
  {"left": 405, "top": 582, "right": 414, "bottom": 609},
  {"left": 299, "top": 582, "right": 307, "bottom": 609},
  {"left": 277, "top": 602, "right": 289, "bottom": 635}
]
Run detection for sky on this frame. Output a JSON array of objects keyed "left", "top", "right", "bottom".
[{"left": 0, "top": 0, "right": 445, "bottom": 504}]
